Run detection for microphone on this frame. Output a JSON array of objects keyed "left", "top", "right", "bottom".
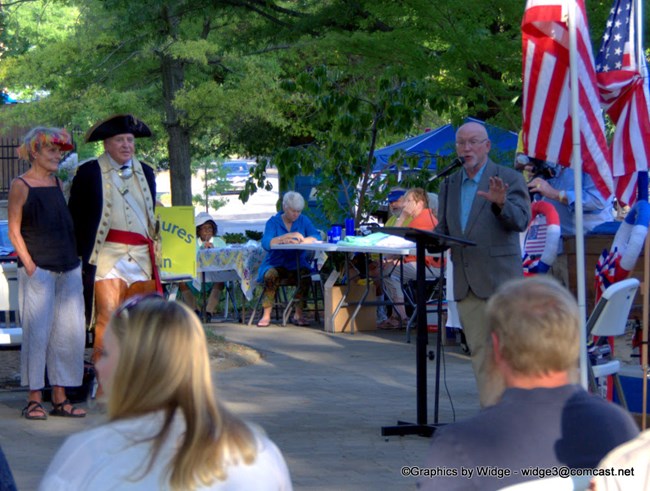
[{"left": 428, "top": 156, "right": 465, "bottom": 181}]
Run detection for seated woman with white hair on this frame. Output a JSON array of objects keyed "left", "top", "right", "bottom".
[{"left": 256, "top": 191, "right": 320, "bottom": 327}]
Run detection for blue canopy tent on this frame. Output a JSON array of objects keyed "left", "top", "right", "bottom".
[
  {"left": 372, "top": 117, "right": 519, "bottom": 173},
  {"left": 293, "top": 118, "right": 519, "bottom": 229}
]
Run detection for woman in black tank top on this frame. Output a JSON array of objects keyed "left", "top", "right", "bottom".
[{"left": 8, "top": 127, "right": 87, "bottom": 421}]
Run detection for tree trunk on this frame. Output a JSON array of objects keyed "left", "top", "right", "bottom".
[
  {"left": 158, "top": 5, "right": 192, "bottom": 207},
  {"left": 161, "top": 53, "right": 192, "bottom": 206}
]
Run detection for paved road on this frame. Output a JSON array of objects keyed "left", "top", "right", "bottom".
[
  {"left": 157, "top": 169, "right": 280, "bottom": 235},
  {"left": 208, "top": 172, "right": 279, "bottom": 235},
  {"left": 0, "top": 325, "right": 479, "bottom": 490}
]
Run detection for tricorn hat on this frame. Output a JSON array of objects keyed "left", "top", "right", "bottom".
[{"left": 85, "top": 114, "right": 152, "bottom": 143}]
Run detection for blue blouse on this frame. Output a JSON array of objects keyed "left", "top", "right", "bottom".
[{"left": 257, "top": 212, "right": 321, "bottom": 282}]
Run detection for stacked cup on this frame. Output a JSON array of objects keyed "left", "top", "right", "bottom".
[{"left": 328, "top": 225, "right": 342, "bottom": 243}]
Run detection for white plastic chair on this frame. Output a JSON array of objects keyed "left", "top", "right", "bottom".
[
  {"left": 0, "top": 261, "right": 21, "bottom": 346},
  {"left": 587, "top": 277, "right": 640, "bottom": 410}
]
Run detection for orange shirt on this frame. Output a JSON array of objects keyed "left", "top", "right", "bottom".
[{"left": 404, "top": 208, "right": 442, "bottom": 268}]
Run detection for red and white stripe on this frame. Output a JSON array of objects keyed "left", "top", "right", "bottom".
[
  {"left": 522, "top": 0, "right": 613, "bottom": 200},
  {"left": 596, "top": 0, "right": 650, "bottom": 206}
]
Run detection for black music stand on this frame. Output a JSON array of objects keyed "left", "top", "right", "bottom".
[{"left": 379, "top": 227, "right": 474, "bottom": 437}]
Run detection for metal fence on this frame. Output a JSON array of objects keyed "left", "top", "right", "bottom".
[{"left": 0, "top": 138, "right": 29, "bottom": 200}]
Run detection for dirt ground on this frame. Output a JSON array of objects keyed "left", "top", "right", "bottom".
[{"left": 0, "top": 326, "right": 261, "bottom": 389}]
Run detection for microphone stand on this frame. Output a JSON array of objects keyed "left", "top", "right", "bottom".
[
  {"left": 433, "top": 175, "right": 452, "bottom": 425},
  {"left": 380, "top": 164, "right": 473, "bottom": 438}
]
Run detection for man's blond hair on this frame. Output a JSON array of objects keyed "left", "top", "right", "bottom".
[{"left": 486, "top": 276, "right": 580, "bottom": 376}]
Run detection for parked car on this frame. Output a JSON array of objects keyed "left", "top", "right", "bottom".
[{"left": 222, "top": 160, "right": 255, "bottom": 193}]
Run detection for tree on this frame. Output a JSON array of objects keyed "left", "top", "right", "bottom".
[
  {"left": 1, "top": 0, "right": 619, "bottom": 214},
  {"left": 267, "top": 69, "right": 435, "bottom": 226},
  {"left": 191, "top": 158, "right": 229, "bottom": 213},
  {"left": 0, "top": 0, "right": 303, "bottom": 204}
]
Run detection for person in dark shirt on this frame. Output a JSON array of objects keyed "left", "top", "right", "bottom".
[
  {"left": 419, "top": 276, "right": 639, "bottom": 491},
  {"left": 8, "top": 127, "right": 86, "bottom": 420}
]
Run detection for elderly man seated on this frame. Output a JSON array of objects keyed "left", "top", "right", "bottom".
[
  {"left": 418, "top": 276, "right": 639, "bottom": 491},
  {"left": 380, "top": 188, "right": 440, "bottom": 329}
]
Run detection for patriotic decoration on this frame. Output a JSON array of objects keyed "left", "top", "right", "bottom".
[
  {"left": 522, "top": 200, "right": 561, "bottom": 275},
  {"left": 595, "top": 0, "right": 650, "bottom": 206},
  {"left": 595, "top": 200, "right": 649, "bottom": 301},
  {"left": 594, "top": 247, "right": 619, "bottom": 303},
  {"left": 521, "top": 0, "right": 613, "bottom": 200}
]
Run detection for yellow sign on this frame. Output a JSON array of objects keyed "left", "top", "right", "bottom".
[{"left": 157, "top": 206, "right": 196, "bottom": 277}]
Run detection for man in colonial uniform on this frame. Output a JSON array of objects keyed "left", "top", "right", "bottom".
[{"left": 69, "top": 114, "right": 160, "bottom": 364}]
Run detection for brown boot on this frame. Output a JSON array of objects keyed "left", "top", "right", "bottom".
[
  {"left": 92, "top": 279, "right": 128, "bottom": 365},
  {"left": 125, "top": 279, "right": 157, "bottom": 298}
]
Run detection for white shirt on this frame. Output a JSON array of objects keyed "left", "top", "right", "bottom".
[{"left": 39, "top": 411, "right": 292, "bottom": 491}]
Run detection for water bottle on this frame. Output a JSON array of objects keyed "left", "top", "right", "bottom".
[{"left": 345, "top": 218, "right": 355, "bottom": 237}]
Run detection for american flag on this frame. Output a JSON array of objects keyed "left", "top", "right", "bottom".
[
  {"left": 523, "top": 220, "right": 548, "bottom": 256},
  {"left": 521, "top": 0, "right": 613, "bottom": 200},
  {"left": 595, "top": 0, "right": 650, "bottom": 206}
]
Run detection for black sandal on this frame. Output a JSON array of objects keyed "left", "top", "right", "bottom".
[
  {"left": 50, "top": 399, "right": 86, "bottom": 418},
  {"left": 22, "top": 400, "right": 47, "bottom": 420}
]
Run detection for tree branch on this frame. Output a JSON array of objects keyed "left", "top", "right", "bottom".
[
  {"left": 235, "top": 0, "right": 306, "bottom": 18},
  {"left": 96, "top": 50, "right": 141, "bottom": 84},
  {"left": 1, "top": 0, "right": 38, "bottom": 6},
  {"left": 247, "top": 44, "right": 293, "bottom": 55}
]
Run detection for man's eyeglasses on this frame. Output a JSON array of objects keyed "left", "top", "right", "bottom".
[
  {"left": 115, "top": 293, "right": 164, "bottom": 318},
  {"left": 455, "top": 139, "right": 488, "bottom": 148}
]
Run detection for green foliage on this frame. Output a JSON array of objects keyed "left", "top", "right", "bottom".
[
  {"left": 269, "top": 70, "right": 432, "bottom": 226},
  {"left": 1, "top": 0, "right": 80, "bottom": 56},
  {"left": 245, "top": 230, "right": 263, "bottom": 241},
  {"left": 220, "top": 230, "right": 262, "bottom": 244},
  {"left": 222, "top": 232, "right": 247, "bottom": 244},
  {"left": 1, "top": 0, "right": 621, "bottom": 215},
  {"left": 191, "top": 158, "right": 230, "bottom": 212}
]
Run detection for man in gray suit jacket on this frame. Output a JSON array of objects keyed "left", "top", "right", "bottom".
[{"left": 436, "top": 121, "right": 530, "bottom": 407}]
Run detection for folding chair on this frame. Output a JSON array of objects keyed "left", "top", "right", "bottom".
[
  {"left": 247, "top": 257, "right": 322, "bottom": 327},
  {"left": 160, "top": 273, "right": 194, "bottom": 301},
  {"left": 403, "top": 276, "right": 445, "bottom": 344},
  {"left": 586, "top": 277, "right": 640, "bottom": 410}
]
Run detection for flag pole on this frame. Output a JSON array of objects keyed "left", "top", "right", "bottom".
[
  {"left": 634, "top": 0, "right": 649, "bottom": 430},
  {"left": 643, "top": 200, "right": 648, "bottom": 430},
  {"left": 568, "top": 0, "right": 589, "bottom": 389}
]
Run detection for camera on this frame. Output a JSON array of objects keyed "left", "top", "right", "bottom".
[{"left": 516, "top": 154, "right": 559, "bottom": 180}]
